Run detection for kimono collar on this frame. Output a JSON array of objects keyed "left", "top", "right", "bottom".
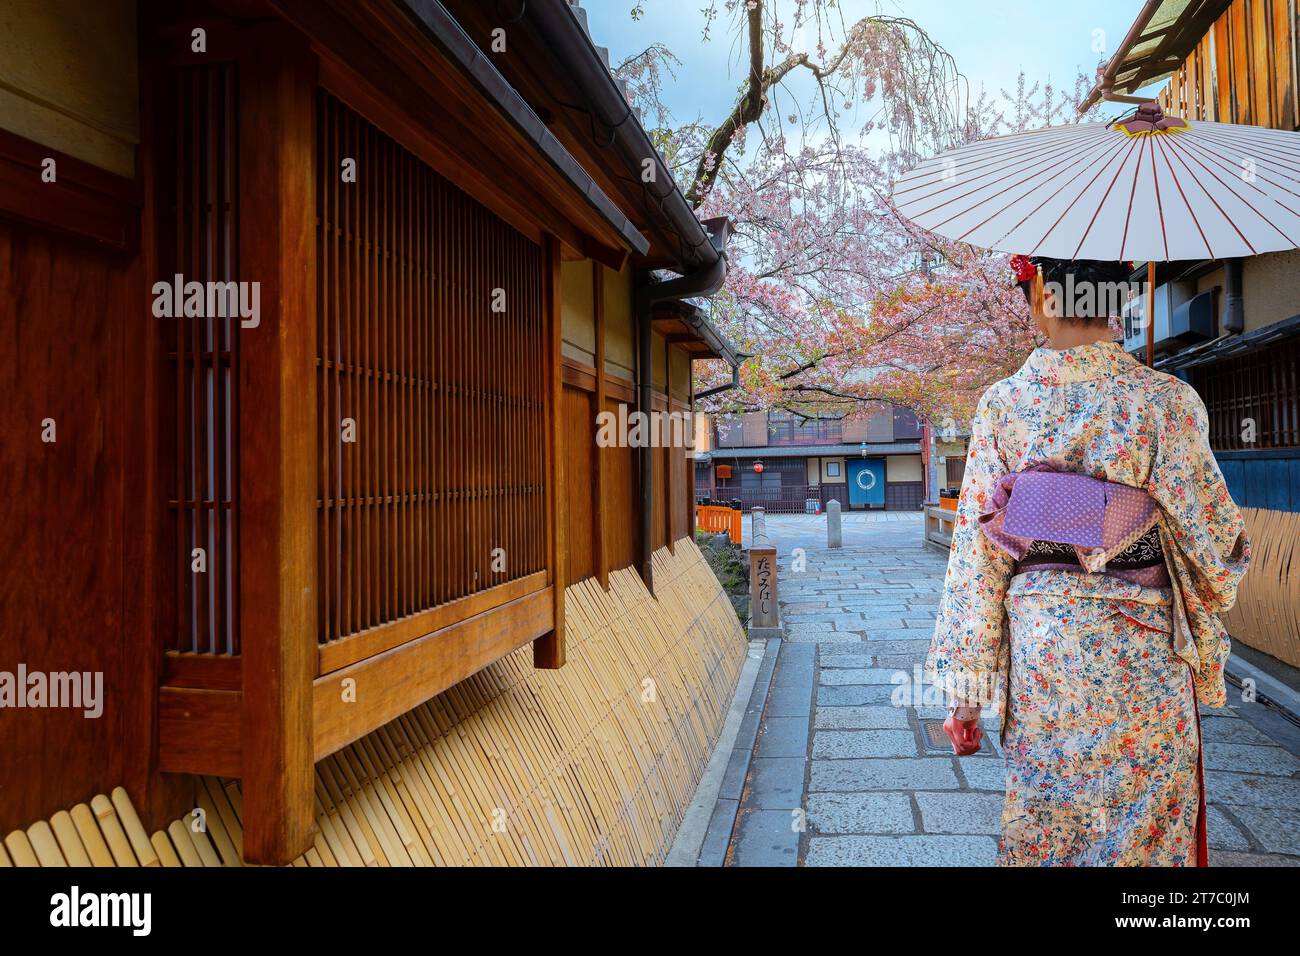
[{"left": 1021, "top": 339, "right": 1137, "bottom": 386}]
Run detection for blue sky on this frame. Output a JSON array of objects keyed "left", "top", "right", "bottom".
[{"left": 582, "top": 0, "right": 1162, "bottom": 132}]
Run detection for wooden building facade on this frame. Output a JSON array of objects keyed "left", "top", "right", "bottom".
[
  {"left": 697, "top": 407, "right": 928, "bottom": 513},
  {"left": 0, "top": 0, "right": 742, "bottom": 864}
]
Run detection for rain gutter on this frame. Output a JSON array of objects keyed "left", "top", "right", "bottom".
[
  {"left": 695, "top": 362, "right": 744, "bottom": 401},
  {"left": 519, "top": 0, "right": 722, "bottom": 274}
]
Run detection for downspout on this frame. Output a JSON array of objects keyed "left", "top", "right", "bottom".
[
  {"left": 695, "top": 360, "right": 744, "bottom": 401},
  {"left": 634, "top": 252, "right": 729, "bottom": 592},
  {"left": 1221, "top": 257, "right": 1245, "bottom": 334},
  {"left": 1085, "top": 0, "right": 1164, "bottom": 109}
]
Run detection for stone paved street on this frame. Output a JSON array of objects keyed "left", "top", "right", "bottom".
[{"left": 714, "top": 512, "right": 1300, "bottom": 867}]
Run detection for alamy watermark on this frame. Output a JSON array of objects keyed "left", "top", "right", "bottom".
[
  {"left": 50, "top": 886, "right": 150, "bottom": 936},
  {"left": 595, "top": 405, "right": 702, "bottom": 454},
  {"left": 151, "top": 274, "right": 261, "bottom": 328},
  {"left": 1043, "top": 275, "right": 1146, "bottom": 321},
  {"left": 0, "top": 664, "right": 103, "bottom": 718}
]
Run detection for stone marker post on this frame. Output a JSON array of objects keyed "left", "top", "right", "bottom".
[
  {"left": 748, "top": 508, "right": 781, "bottom": 639},
  {"left": 827, "top": 498, "right": 843, "bottom": 549}
]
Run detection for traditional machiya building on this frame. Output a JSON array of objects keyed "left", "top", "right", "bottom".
[
  {"left": 695, "top": 406, "right": 929, "bottom": 513},
  {"left": 0, "top": 0, "right": 746, "bottom": 866},
  {"left": 1084, "top": 0, "right": 1300, "bottom": 666}
]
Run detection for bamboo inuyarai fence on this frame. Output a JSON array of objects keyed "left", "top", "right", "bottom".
[{"left": 2, "top": 540, "right": 746, "bottom": 867}]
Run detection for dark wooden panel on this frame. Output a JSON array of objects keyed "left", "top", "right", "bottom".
[
  {"left": 562, "top": 384, "right": 596, "bottom": 584},
  {"left": 0, "top": 222, "right": 129, "bottom": 834},
  {"left": 886, "top": 481, "right": 926, "bottom": 511},
  {"left": 652, "top": 435, "right": 667, "bottom": 552},
  {"left": 670, "top": 443, "right": 690, "bottom": 543},
  {"left": 602, "top": 398, "right": 639, "bottom": 573},
  {"left": 535, "top": 234, "right": 565, "bottom": 668}
]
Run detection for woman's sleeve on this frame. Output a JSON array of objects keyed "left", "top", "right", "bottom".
[
  {"left": 925, "top": 391, "right": 1015, "bottom": 707},
  {"left": 1148, "top": 381, "right": 1250, "bottom": 706},
  {"left": 1148, "top": 381, "right": 1250, "bottom": 613}
]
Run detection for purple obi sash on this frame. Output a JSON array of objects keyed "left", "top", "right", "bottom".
[{"left": 978, "top": 464, "right": 1169, "bottom": 587}]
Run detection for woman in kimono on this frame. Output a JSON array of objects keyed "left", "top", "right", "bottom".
[{"left": 926, "top": 256, "right": 1250, "bottom": 866}]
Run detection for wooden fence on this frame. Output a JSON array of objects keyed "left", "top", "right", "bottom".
[{"left": 696, "top": 504, "right": 741, "bottom": 544}]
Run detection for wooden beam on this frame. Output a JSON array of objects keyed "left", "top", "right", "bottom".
[
  {"left": 687, "top": 364, "right": 697, "bottom": 519},
  {"left": 313, "top": 588, "right": 554, "bottom": 759},
  {"left": 162, "top": 653, "right": 244, "bottom": 691},
  {"left": 236, "top": 22, "right": 318, "bottom": 865},
  {"left": 121, "top": 36, "right": 193, "bottom": 834},
  {"left": 157, "top": 688, "right": 243, "bottom": 777},
  {"left": 593, "top": 265, "right": 608, "bottom": 589},
  {"left": 581, "top": 235, "right": 630, "bottom": 273},
  {"left": 535, "top": 234, "right": 566, "bottom": 667},
  {"left": 316, "top": 571, "right": 548, "bottom": 675},
  {"left": 0, "top": 127, "right": 139, "bottom": 251}
]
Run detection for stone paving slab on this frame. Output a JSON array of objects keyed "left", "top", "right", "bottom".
[
  {"left": 730, "top": 809, "right": 801, "bottom": 866},
  {"left": 916, "top": 792, "right": 1004, "bottom": 834},
  {"left": 805, "top": 835, "right": 999, "bottom": 867},
  {"left": 813, "top": 730, "right": 918, "bottom": 759},
  {"left": 807, "top": 792, "right": 914, "bottom": 834},
  {"left": 814, "top": 706, "right": 910, "bottom": 730},
  {"left": 1205, "top": 806, "right": 1252, "bottom": 851},
  {"left": 811, "top": 757, "right": 961, "bottom": 792}
]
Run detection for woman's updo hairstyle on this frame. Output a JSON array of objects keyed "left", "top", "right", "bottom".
[
  {"left": 1013, "top": 256, "right": 1136, "bottom": 325},
  {"left": 1031, "top": 257, "right": 1134, "bottom": 288}
]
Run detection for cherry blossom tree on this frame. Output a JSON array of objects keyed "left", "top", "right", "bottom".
[{"left": 616, "top": 1, "right": 1102, "bottom": 427}]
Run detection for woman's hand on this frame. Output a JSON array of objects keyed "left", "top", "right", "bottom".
[{"left": 943, "top": 715, "right": 983, "bottom": 756}]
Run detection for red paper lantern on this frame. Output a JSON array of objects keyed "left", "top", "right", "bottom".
[{"left": 753, "top": 461, "right": 764, "bottom": 474}]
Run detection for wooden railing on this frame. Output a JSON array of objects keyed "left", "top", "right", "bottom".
[
  {"left": 924, "top": 505, "right": 955, "bottom": 551},
  {"left": 696, "top": 504, "right": 741, "bottom": 544}
]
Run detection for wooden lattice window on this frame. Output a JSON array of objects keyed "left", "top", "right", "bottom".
[
  {"left": 1194, "top": 337, "right": 1300, "bottom": 452},
  {"left": 158, "top": 62, "right": 241, "bottom": 656},
  {"left": 315, "top": 92, "right": 548, "bottom": 647}
]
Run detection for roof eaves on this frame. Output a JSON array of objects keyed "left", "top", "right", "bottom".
[
  {"left": 396, "top": 0, "right": 650, "bottom": 256},
  {"left": 1081, "top": 0, "right": 1233, "bottom": 112}
]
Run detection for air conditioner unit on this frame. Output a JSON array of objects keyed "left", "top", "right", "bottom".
[
  {"left": 1169, "top": 289, "right": 1216, "bottom": 345},
  {"left": 1122, "top": 280, "right": 1195, "bottom": 357}
]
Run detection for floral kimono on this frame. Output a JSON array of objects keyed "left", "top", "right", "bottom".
[{"left": 926, "top": 340, "right": 1250, "bottom": 866}]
